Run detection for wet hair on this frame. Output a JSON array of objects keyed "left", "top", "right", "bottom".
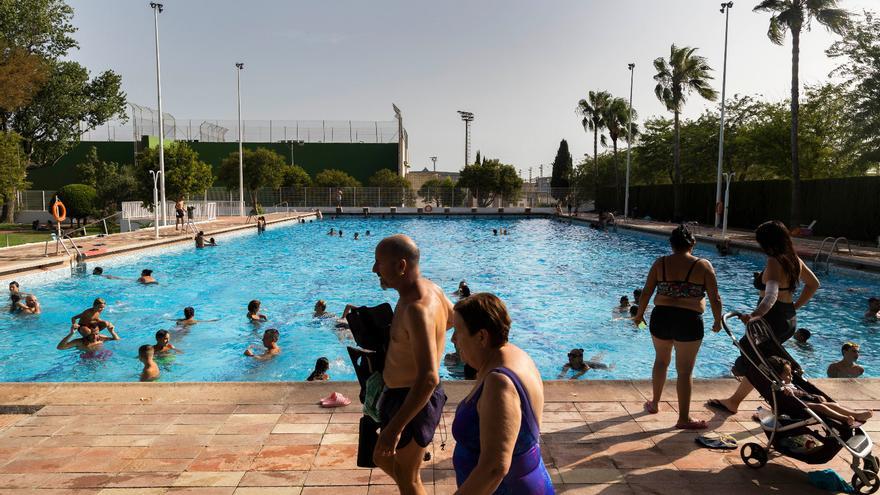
[
  {"left": 9, "top": 281, "right": 19, "bottom": 289},
  {"left": 155, "top": 330, "right": 169, "bottom": 341},
  {"left": 197, "top": 231, "right": 204, "bottom": 236},
  {"left": 460, "top": 284, "right": 471, "bottom": 298},
  {"left": 633, "top": 288, "right": 642, "bottom": 301},
  {"left": 629, "top": 305, "right": 638, "bottom": 317},
  {"left": 568, "top": 348, "right": 584, "bottom": 358},
  {"left": 92, "top": 267, "right": 103, "bottom": 275},
  {"left": 619, "top": 296, "right": 629, "bottom": 305},
  {"left": 93, "top": 298, "right": 105, "bottom": 308},
  {"left": 315, "top": 300, "right": 327, "bottom": 312},
  {"left": 141, "top": 269, "right": 153, "bottom": 276},
  {"left": 755, "top": 220, "right": 800, "bottom": 290},
  {"left": 794, "top": 328, "right": 812, "bottom": 341},
  {"left": 669, "top": 225, "right": 696, "bottom": 252},
  {"left": 842, "top": 342, "right": 860, "bottom": 354},
  {"left": 183, "top": 306, "right": 195, "bottom": 319},
  {"left": 377, "top": 234, "right": 420, "bottom": 266},
  {"left": 248, "top": 300, "right": 261, "bottom": 313},
  {"left": 263, "top": 328, "right": 280, "bottom": 342},
  {"left": 453, "top": 293, "right": 511, "bottom": 347},
  {"left": 869, "top": 297, "right": 880, "bottom": 305},
  {"left": 138, "top": 344, "right": 154, "bottom": 360},
  {"left": 766, "top": 356, "right": 791, "bottom": 376},
  {"left": 307, "top": 357, "right": 330, "bottom": 381}
]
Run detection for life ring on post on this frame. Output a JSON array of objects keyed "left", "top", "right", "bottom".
[
  {"left": 52, "top": 200, "right": 67, "bottom": 223},
  {"left": 424, "top": 204, "right": 433, "bottom": 213},
  {"left": 715, "top": 201, "right": 724, "bottom": 216}
]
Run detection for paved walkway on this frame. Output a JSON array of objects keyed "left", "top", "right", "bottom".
[
  {"left": 0, "top": 212, "right": 311, "bottom": 279},
  {"left": 1, "top": 379, "right": 877, "bottom": 494}
]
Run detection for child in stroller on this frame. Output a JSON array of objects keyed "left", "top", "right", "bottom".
[{"left": 767, "top": 356, "right": 873, "bottom": 427}]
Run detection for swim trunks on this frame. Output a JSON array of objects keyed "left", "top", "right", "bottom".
[{"left": 378, "top": 385, "right": 446, "bottom": 449}]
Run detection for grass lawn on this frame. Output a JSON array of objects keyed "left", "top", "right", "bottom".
[{"left": 0, "top": 223, "right": 117, "bottom": 248}]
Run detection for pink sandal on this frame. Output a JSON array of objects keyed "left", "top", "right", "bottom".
[{"left": 319, "top": 392, "right": 351, "bottom": 408}]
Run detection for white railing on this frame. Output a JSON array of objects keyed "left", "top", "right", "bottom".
[{"left": 121, "top": 201, "right": 217, "bottom": 221}]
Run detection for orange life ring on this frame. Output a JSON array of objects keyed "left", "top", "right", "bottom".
[
  {"left": 424, "top": 204, "right": 433, "bottom": 213},
  {"left": 715, "top": 201, "right": 724, "bottom": 215},
  {"left": 52, "top": 200, "right": 67, "bottom": 222}
]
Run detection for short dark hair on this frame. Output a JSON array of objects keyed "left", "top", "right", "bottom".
[
  {"left": 795, "top": 328, "right": 811, "bottom": 340},
  {"left": 92, "top": 267, "right": 103, "bottom": 275},
  {"left": 9, "top": 281, "right": 18, "bottom": 288},
  {"left": 766, "top": 356, "right": 791, "bottom": 376},
  {"left": 155, "top": 330, "right": 169, "bottom": 340},
  {"left": 869, "top": 297, "right": 880, "bottom": 304},
  {"left": 460, "top": 285, "right": 471, "bottom": 298},
  {"left": 141, "top": 269, "right": 152, "bottom": 276},
  {"left": 264, "top": 328, "right": 280, "bottom": 342},
  {"left": 183, "top": 306, "right": 195, "bottom": 319},
  {"left": 843, "top": 342, "right": 860, "bottom": 354},
  {"left": 669, "top": 225, "right": 696, "bottom": 252},
  {"left": 629, "top": 305, "right": 638, "bottom": 316},
  {"left": 453, "top": 293, "right": 511, "bottom": 347},
  {"left": 138, "top": 344, "right": 154, "bottom": 360},
  {"left": 248, "top": 300, "right": 261, "bottom": 313}
]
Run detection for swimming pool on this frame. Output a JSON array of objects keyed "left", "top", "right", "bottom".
[{"left": 1, "top": 217, "right": 878, "bottom": 382}]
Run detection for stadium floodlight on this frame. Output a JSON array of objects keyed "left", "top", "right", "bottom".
[
  {"left": 715, "top": 1, "right": 733, "bottom": 228},
  {"left": 457, "top": 111, "right": 474, "bottom": 167},
  {"left": 430, "top": 156, "right": 438, "bottom": 173},
  {"left": 236, "top": 62, "right": 244, "bottom": 217},
  {"left": 149, "top": 2, "right": 167, "bottom": 226}
]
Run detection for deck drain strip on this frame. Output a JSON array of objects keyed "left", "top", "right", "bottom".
[{"left": 0, "top": 405, "right": 44, "bottom": 414}]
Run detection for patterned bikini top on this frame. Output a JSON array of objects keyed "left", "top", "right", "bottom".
[{"left": 656, "top": 256, "right": 706, "bottom": 299}]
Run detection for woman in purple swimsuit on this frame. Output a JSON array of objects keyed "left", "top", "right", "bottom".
[{"left": 450, "top": 293, "right": 554, "bottom": 494}]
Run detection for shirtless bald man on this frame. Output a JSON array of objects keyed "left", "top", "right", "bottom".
[{"left": 372, "top": 234, "right": 453, "bottom": 495}]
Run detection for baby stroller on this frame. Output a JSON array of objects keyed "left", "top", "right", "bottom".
[{"left": 720, "top": 312, "right": 878, "bottom": 493}]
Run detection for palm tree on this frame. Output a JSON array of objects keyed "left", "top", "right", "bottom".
[
  {"left": 653, "top": 44, "right": 718, "bottom": 221},
  {"left": 604, "top": 97, "right": 639, "bottom": 212},
  {"left": 576, "top": 90, "right": 611, "bottom": 207},
  {"left": 753, "top": 0, "right": 849, "bottom": 227}
]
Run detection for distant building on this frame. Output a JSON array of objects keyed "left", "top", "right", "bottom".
[{"left": 406, "top": 167, "right": 460, "bottom": 191}]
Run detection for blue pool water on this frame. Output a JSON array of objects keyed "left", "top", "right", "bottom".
[{"left": 1, "top": 217, "right": 878, "bottom": 382}]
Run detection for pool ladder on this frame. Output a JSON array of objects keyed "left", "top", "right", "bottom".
[{"left": 814, "top": 236, "right": 852, "bottom": 274}]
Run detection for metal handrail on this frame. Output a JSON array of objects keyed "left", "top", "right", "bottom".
[
  {"left": 273, "top": 201, "right": 291, "bottom": 215},
  {"left": 59, "top": 212, "right": 121, "bottom": 238},
  {"left": 814, "top": 236, "right": 852, "bottom": 274},
  {"left": 814, "top": 237, "right": 836, "bottom": 267}
]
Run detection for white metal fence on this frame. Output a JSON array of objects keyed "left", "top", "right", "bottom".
[{"left": 121, "top": 201, "right": 217, "bottom": 221}]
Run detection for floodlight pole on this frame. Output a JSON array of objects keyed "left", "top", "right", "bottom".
[
  {"left": 625, "top": 62, "right": 635, "bottom": 220},
  {"left": 722, "top": 172, "right": 735, "bottom": 238},
  {"left": 457, "top": 111, "right": 474, "bottom": 166},
  {"left": 715, "top": 2, "right": 733, "bottom": 228},
  {"left": 150, "top": 2, "right": 167, "bottom": 226},
  {"left": 150, "top": 170, "right": 162, "bottom": 239},
  {"left": 236, "top": 63, "right": 245, "bottom": 218},
  {"left": 430, "top": 156, "right": 437, "bottom": 173}
]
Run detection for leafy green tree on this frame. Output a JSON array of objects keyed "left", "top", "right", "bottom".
[
  {"left": 368, "top": 168, "right": 414, "bottom": 206},
  {"left": 475, "top": 150, "right": 482, "bottom": 165},
  {"left": 0, "top": 0, "right": 127, "bottom": 167},
  {"left": 550, "top": 139, "right": 573, "bottom": 202},
  {"left": 457, "top": 158, "right": 522, "bottom": 207},
  {"left": 753, "top": 0, "right": 850, "bottom": 226},
  {"left": 135, "top": 142, "right": 214, "bottom": 204},
  {"left": 576, "top": 90, "right": 611, "bottom": 203},
  {"left": 418, "top": 177, "right": 463, "bottom": 207},
  {"left": 653, "top": 44, "right": 717, "bottom": 220},
  {"left": 219, "top": 147, "right": 288, "bottom": 212},
  {"left": 75, "top": 146, "right": 136, "bottom": 214},
  {"left": 368, "top": 168, "right": 409, "bottom": 188},
  {"left": 283, "top": 165, "right": 312, "bottom": 188},
  {"left": 56, "top": 183, "right": 97, "bottom": 226},
  {"left": 313, "top": 169, "right": 362, "bottom": 188},
  {"left": 0, "top": 41, "right": 49, "bottom": 120},
  {"left": 0, "top": 132, "right": 29, "bottom": 222},
  {"left": 604, "top": 97, "right": 639, "bottom": 211}
]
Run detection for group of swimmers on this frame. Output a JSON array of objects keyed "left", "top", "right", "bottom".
[{"left": 326, "top": 228, "right": 371, "bottom": 240}]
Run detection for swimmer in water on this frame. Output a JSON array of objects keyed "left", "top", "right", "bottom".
[
  {"left": 175, "top": 306, "right": 217, "bottom": 325},
  {"left": 153, "top": 330, "right": 178, "bottom": 354},
  {"left": 57, "top": 323, "right": 120, "bottom": 351},
  {"left": 306, "top": 357, "right": 330, "bottom": 381},
  {"left": 138, "top": 269, "right": 158, "bottom": 285},
  {"left": 313, "top": 300, "right": 336, "bottom": 319},
  {"left": 354, "top": 232, "right": 360, "bottom": 240},
  {"left": 327, "top": 228, "right": 336, "bottom": 236},
  {"left": 247, "top": 300, "right": 268, "bottom": 322},
  {"left": 557, "top": 348, "right": 610, "bottom": 379},
  {"left": 865, "top": 297, "right": 880, "bottom": 320},
  {"left": 139, "top": 345, "right": 160, "bottom": 382},
  {"left": 14, "top": 294, "right": 41, "bottom": 315},
  {"left": 92, "top": 267, "right": 123, "bottom": 280},
  {"left": 244, "top": 328, "right": 281, "bottom": 360},
  {"left": 70, "top": 298, "right": 111, "bottom": 330}
]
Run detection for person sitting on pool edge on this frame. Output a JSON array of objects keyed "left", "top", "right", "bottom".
[
  {"left": 245, "top": 328, "right": 280, "bottom": 360},
  {"left": 558, "top": 348, "right": 610, "bottom": 379},
  {"left": 828, "top": 342, "right": 865, "bottom": 378},
  {"left": 138, "top": 269, "right": 158, "bottom": 285},
  {"left": 57, "top": 323, "right": 120, "bottom": 351},
  {"left": 247, "top": 300, "right": 268, "bottom": 322},
  {"left": 307, "top": 357, "right": 330, "bottom": 381},
  {"left": 865, "top": 297, "right": 880, "bottom": 320},
  {"left": 139, "top": 344, "right": 160, "bottom": 382}
]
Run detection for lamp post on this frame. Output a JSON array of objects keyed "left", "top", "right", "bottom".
[
  {"left": 714, "top": 2, "right": 734, "bottom": 228},
  {"left": 457, "top": 111, "right": 474, "bottom": 167},
  {"left": 235, "top": 62, "right": 245, "bottom": 218},
  {"left": 149, "top": 2, "right": 166, "bottom": 226},
  {"left": 722, "top": 172, "right": 735, "bottom": 239},
  {"left": 430, "top": 156, "right": 437, "bottom": 173},
  {"left": 150, "top": 170, "right": 162, "bottom": 239},
  {"left": 625, "top": 62, "right": 635, "bottom": 220}
]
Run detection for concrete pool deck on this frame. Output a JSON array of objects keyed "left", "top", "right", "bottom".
[{"left": 1, "top": 379, "right": 878, "bottom": 494}]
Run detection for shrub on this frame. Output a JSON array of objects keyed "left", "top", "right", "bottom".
[{"left": 55, "top": 184, "right": 98, "bottom": 225}]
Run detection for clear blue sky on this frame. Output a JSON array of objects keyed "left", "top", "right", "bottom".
[{"left": 67, "top": 0, "right": 875, "bottom": 175}]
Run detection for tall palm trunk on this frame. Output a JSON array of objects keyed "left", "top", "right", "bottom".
[
  {"left": 593, "top": 125, "right": 599, "bottom": 209},
  {"left": 673, "top": 110, "right": 682, "bottom": 221},
  {"left": 790, "top": 28, "right": 802, "bottom": 228}
]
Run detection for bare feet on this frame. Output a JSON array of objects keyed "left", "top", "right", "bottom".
[
  {"left": 854, "top": 410, "right": 873, "bottom": 423},
  {"left": 644, "top": 400, "right": 659, "bottom": 414},
  {"left": 706, "top": 398, "right": 737, "bottom": 415}
]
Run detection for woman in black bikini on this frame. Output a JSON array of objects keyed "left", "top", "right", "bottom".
[
  {"left": 634, "top": 225, "right": 723, "bottom": 430},
  {"left": 708, "top": 220, "right": 820, "bottom": 415}
]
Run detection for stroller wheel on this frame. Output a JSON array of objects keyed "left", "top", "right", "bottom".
[
  {"left": 852, "top": 469, "right": 880, "bottom": 494},
  {"left": 865, "top": 455, "right": 880, "bottom": 474},
  {"left": 740, "top": 442, "right": 768, "bottom": 469}
]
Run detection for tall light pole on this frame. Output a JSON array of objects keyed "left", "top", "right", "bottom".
[
  {"left": 149, "top": 2, "right": 166, "bottom": 226},
  {"left": 149, "top": 170, "right": 162, "bottom": 239},
  {"left": 430, "top": 156, "right": 437, "bottom": 173},
  {"left": 625, "top": 62, "right": 635, "bottom": 220},
  {"left": 714, "top": 2, "right": 734, "bottom": 228},
  {"left": 236, "top": 62, "right": 244, "bottom": 217},
  {"left": 457, "top": 111, "right": 474, "bottom": 166},
  {"left": 722, "top": 172, "right": 735, "bottom": 238}
]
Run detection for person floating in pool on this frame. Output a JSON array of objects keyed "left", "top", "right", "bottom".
[
  {"left": 616, "top": 296, "right": 630, "bottom": 312},
  {"left": 354, "top": 232, "right": 360, "bottom": 240},
  {"left": 139, "top": 344, "right": 160, "bottom": 382},
  {"left": 313, "top": 300, "right": 336, "bottom": 319},
  {"left": 92, "top": 267, "right": 123, "bottom": 280},
  {"left": 633, "top": 288, "right": 642, "bottom": 304},
  {"left": 138, "top": 269, "right": 158, "bottom": 285},
  {"left": 208, "top": 237, "right": 217, "bottom": 246},
  {"left": 865, "top": 297, "right": 880, "bottom": 321},
  {"left": 13, "top": 294, "right": 41, "bottom": 315},
  {"left": 794, "top": 328, "right": 812, "bottom": 344},
  {"left": 175, "top": 306, "right": 217, "bottom": 326},
  {"left": 57, "top": 323, "right": 120, "bottom": 352},
  {"left": 307, "top": 357, "right": 330, "bottom": 381},
  {"left": 327, "top": 228, "right": 336, "bottom": 236},
  {"left": 452, "top": 280, "right": 471, "bottom": 299},
  {"left": 365, "top": 230, "right": 371, "bottom": 236},
  {"left": 247, "top": 300, "right": 268, "bottom": 323},
  {"left": 492, "top": 229, "right": 498, "bottom": 236},
  {"left": 828, "top": 342, "right": 865, "bottom": 378},
  {"left": 245, "top": 328, "right": 280, "bottom": 360},
  {"left": 557, "top": 348, "right": 610, "bottom": 379},
  {"left": 338, "top": 229, "right": 344, "bottom": 238},
  {"left": 70, "top": 298, "right": 113, "bottom": 332}
]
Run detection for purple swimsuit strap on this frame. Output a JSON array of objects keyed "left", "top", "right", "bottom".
[{"left": 485, "top": 367, "right": 541, "bottom": 442}]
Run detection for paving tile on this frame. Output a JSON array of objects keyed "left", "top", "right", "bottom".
[
  {"left": 557, "top": 467, "right": 625, "bottom": 484},
  {"left": 97, "top": 489, "right": 169, "bottom": 495},
  {"left": 323, "top": 424, "right": 359, "bottom": 434},
  {"left": 319, "top": 434, "right": 359, "bottom": 445},
  {"left": 111, "top": 424, "right": 169, "bottom": 435},
  {"left": 207, "top": 434, "right": 269, "bottom": 447},
  {"left": 283, "top": 405, "right": 335, "bottom": 414},
  {"left": 215, "top": 424, "right": 275, "bottom": 436},
  {"left": 302, "top": 469, "right": 371, "bottom": 486},
  {"left": 262, "top": 434, "right": 323, "bottom": 446},
  {"left": 138, "top": 446, "right": 203, "bottom": 459},
  {"left": 183, "top": 406, "right": 238, "bottom": 415},
  {"left": 165, "top": 488, "right": 236, "bottom": 495},
  {"left": 40, "top": 473, "right": 119, "bottom": 489},
  {"left": 238, "top": 471, "right": 307, "bottom": 487},
  {"left": 327, "top": 413, "right": 362, "bottom": 424},
  {"left": 224, "top": 415, "right": 280, "bottom": 425},
  {"left": 250, "top": 445, "right": 319, "bottom": 471},
  {"left": 172, "top": 471, "right": 245, "bottom": 487},
  {"left": 122, "top": 458, "right": 194, "bottom": 473},
  {"left": 173, "top": 415, "right": 230, "bottom": 426},
  {"left": 271, "top": 424, "right": 326, "bottom": 435},
  {"left": 163, "top": 425, "right": 221, "bottom": 436},
  {"left": 233, "top": 405, "right": 285, "bottom": 414},
  {"left": 103, "top": 472, "right": 179, "bottom": 488},
  {"left": 277, "top": 414, "right": 330, "bottom": 425},
  {"left": 188, "top": 446, "right": 260, "bottom": 471},
  {"left": 150, "top": 436, "right": 212, "bottom": 448},
  {"left": 312, "top": 445, "right": 360, "bottom": 470},
  {"left": 299, "top": 488, "right": 364, "bottom": 495},
  {"left": 61, "top": 455, "right": 135, "bottom": 473},
  {"left": 89, "top": 436, "right": 156, "bottom": 447}
]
